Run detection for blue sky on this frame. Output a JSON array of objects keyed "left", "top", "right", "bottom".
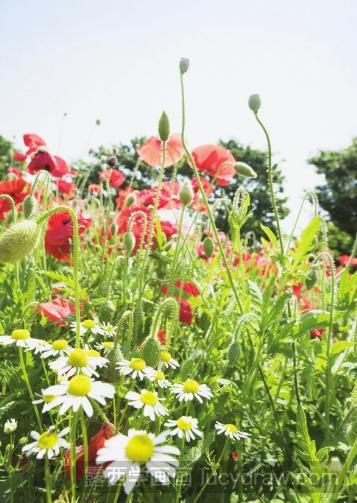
[{"left": 1, "top": 0, "right": 356, "bottom": 230}]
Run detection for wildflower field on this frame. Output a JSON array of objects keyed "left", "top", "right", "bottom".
[{"left": 0, "top": 59, "right": 356, "bottom": 503}]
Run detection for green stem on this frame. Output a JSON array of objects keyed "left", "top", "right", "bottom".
[
  {"left": 169, "top": 205, "right": 185, "bottom": 294},
  {"left": 37, "top": 206, "right": 81, "bottom": 347},
  {"left": 80, "top": 409, "right": 89, "bottom": 485},
  {"left": 18, "top": 347, "right": 42, "bottom": 429},
  {"left": 180, "top": 72, "right": 243, "bottom": 314},
  {"left": 44, "top": 455, "right": 52, "bottom": 503},
  {"left": 69, "top": 411, "right": 77, "bottom": 503}
]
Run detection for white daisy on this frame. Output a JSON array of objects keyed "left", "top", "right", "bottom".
[
  {"left": 96, "top": 429, "right": 180, "bottom": 494},
  {"left": 22, "top": 426, "right": 69, "bottom": 459},
  {"left": 171, "top": 379, "right": 213, "bottom": 403},
  {"left": 33, "top": 390, "right": 60, "bottom": 413},
  {"left": 40, "top": 339, "right": 72, "bottom": 359},
  {"left": 42, "top": 375, "right": 115, "bottom": 417},
  {"left": 125, "top": 390, "right": 168, "bottom": 421},
  {"left": 95, "top": 340, "right": 114, "bottom": 353},
  {"left": 0, "top": 329, "right": 41, "bottom": 349},
  {"left": 149, "top": 370, "right": 171, "bottom": 389},
  {"left": 117, "top": 358, "right": 154, "bottom": 381},
  {"left": 215, "top": 421, "right": 250, "bottom": 441},
  {"left": 99, "top": 323, "right": 117, "bottom": 338},
  {"left": 70, "top": 319, "right": 105, "bottom": 336},
  {"left": 49, "top": 348, "right": 108, "bottom": 378},
  {"left": 26, "top": 338, "right": 49, "bottom": 354},
  {"left": 159, "top": 350, "right": 179, "bottom": 369},
  {"left": 165, "top": 416, "right": 202, "bottom": 442}
]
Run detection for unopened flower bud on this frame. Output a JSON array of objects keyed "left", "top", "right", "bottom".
[
  {"left": 0, "top": 220, "right": 39, "bottom": 263},
  {"left": 107, "top": 156, "right": 117, "bottom": 167},
  {"left": 179, "top": 181, "right": 194, "bottom": 206},
  {"left": 140, "top": 335, "right": 161, "bottom": 367},
  {"left": 203, "top": 237, "right": 214, "bottom": 258},
  {"left": 125, "top": 194, "right": 136, "bottom": 207},
  {"left": 158, "top": 112, "right": 170, "bottom": 142},
  {"left": 305, "top": 269, "right": 318, "bottom": 290},
  {"left": 179, "top": 58, "right": 190, "bottom": 74},
  {"left": 227, "top": 341, "right": 240, "bottom": 364},
  {"left": 110, "top": 222, "right": 117, "bottom": 236},
  {"left": 96, "top": 118, "right": 101, "bottom": 126},
  {"left": 19, "top": 436, "right": 28, "bottom": 446},
  {"left": 234, "top": 162, "right": 257, "bottom": 179},
  {"left": 100, "top": 300, "right": 116, "bottom": 323},
  {"left": 248, "top": 94, "right": 261, "bottom": 113},
  {"left": 328, "top": 457, "right": 342, "bottom": 474},
  {"left": 4, "top": 418, "right": 17, "bottom": 434},
  {"left": 124, "top": 231, "right": 136, "bottom": 256},
  {"left": 23, "top": 195, "right": 39, "bottom": 219}
]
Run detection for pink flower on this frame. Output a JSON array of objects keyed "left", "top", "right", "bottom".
[
  {"left": 137, "top": 134, "right": 184, "bottom": 168},
  {"left": 23, "top": 133, "right": 46, "bottom": 155},
  {"left": 191, "top": 144, "right": 235, "bottom": 186},
  {"left": 338, "top": 255, "right": 357, "bottom": 267},
  {"left": 39, "top": 297, "right": 75, "bottom": 326}
]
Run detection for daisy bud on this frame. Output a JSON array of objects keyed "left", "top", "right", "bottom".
[
  {"left": 179, "top": 57, "right": 190, "bottom": 74},
  {"left": 124, "top": 231, "right": 136, "bottom": 256},
  {"left": 140, "top": 335, "right": 161, "bottom": 367},
  {"left": 227, "top": 341, "right": 240, "bottom": 364},
  {"left": 179, "top": 181, "right": 194, "bottom": 206},
  {"left": 4, "top": 418, "right": 17, "bottom": 434},
  {"left": 158, "top": 112, "right": 170, "bottom": 142},
  {"left": 125, "top": 194, "right": 136, "bottom": 207},
  {"left": 23, "top": 195, "right": 39, "bottom": 219},
  {"left": 248, "top": 94, "right": 261, "bottom": 113},
  {"left": 234, "top": 162, "right": 257, "bottom": 179},
  {"left": 203, "top": 237, "right": 214, "bottom": 258},
  {"left": 305, "top": 269, "right": 318, "bottom": 290},
  {"left": 328, "top": 457, "right": 342, "bottom": 474},
  {"left": 0, "top": 220, "right": 39, "bottom": 263},
  {"left": 100, "top": 300, "right": 116, "bottom": 323},
  {"left": 19, "top": 437, "right": 28, "bottom": 446}
]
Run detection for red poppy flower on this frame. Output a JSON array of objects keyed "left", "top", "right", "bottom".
[
  {"left": 45, "top": 210, "right": 92, "bottom": 261},
  {"left": 179, "top": 299, "right": 193, "bottom": 325},
  {"left": 0, "top": 178, "right": 29, "bottom": 219},
  {"left": 310, "top": 328, "right": 325, "bottom": 340},
  {"left": 191, "top": 145, "right": 235, "bottom": 186},
  {"left": 160, "top": 220, "right": 178, "bottom": 239},
  {"left": 137, "top": 134, "right": 184, "bottom": 168},
  {"left": 116, "top": 206, "right": 152, "bottom": 253},
  {"left": 115, "top": 187, "right": 135, "bottom": 209},
  {"left": 27, "top": 150, "right": 70, "bottom": 178},
  {"left": 100, "top": 169, "right": 125, "bottom": 188},
  {"left": 23, "top": 133, "right": 46, "bottom": 155},
  {"left": 64, "top": 423, "right": 116, "bottom": 480},
  {"left": 14, "top": 152, "right": 27, "bottom": 162},
  {"left": 175, "top": 281, "right": 200, "bottom": 297},
  {"left": 338, "top": 255, "right": 357, "bottom": 267},
  {"left": 56, "top": 175, "right": 76, "bottom": 198},
  {"left": 39, "top": 297, "right": 75, "bottom": 327},
  {"left": 88, "top": 184, "right": 102, "bottom": 194},
  {"left": 157, "top": 329, "right": 167, "bottom": 345},
  {"left": 191, "top": 176, "right": 215, "bottom": 196}
]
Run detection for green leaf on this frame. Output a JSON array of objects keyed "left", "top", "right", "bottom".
[
  {"left": 291, "top": 216, "right": 320, "bottom": 268},
  {"left": 261, "top": 224, "right": 278, "bottom": 250}
]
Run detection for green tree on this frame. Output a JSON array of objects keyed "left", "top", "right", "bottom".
[
  {"left": 308, "top": 138, "right": 357, "bottom": 254},
  {"left": 0, "top": 135, "right": 14, "bottom": 177}
]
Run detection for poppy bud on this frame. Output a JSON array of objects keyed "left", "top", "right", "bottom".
[
  {"left": 0, "top": 220, "right": 39, "bottom": 263},
  {"left": 140, "top": 335, "right": 161, "bottom": 367},
  {"left": 305, "top": 269, "right": 318, "bottom": 290},
  {"left": 203, "top": 237, "right": 214, "bottom": 258},
  {"left": 124, "top": 232, "right": 136, "bottom": 256},
  {"left": 110, "top": 222, "right": 117, "bottom": 236},
  {"left": 125, "top": 194, "right": 136, "bottom": 207},
  {"left": 23, "top": 195, "right": 39, "bottom": 219},
  {"left": 107, "top": 156, "right": 117, "bottom": 167},
  {"left": 248, "top": 94, "right": 261, "bottom": 113},
  {"left": 103, "top": 344, "right": 123, "bottom": 383},
  {"left": 227, "top": 341, "right": 240, "bottom": 364},
  {"left": 179, "top": 181, "right": 194, "bottom": 206},
  {"left": 158, "top": 112, "right": 170, "bottom": 142},
  {"left": 234, "top": 162, "right": 257, "bottom": 179},
  {"left": 96, "top": 118, "right": 101, "bottom": 126},
  {"left": 100, "top": 300, "right": 116, "bottom": 323},
  {"left": 179, "top": 58, "right": 190, "bottom": 74}
]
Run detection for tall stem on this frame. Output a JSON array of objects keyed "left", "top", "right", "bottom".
[
  {"left": 18, "top": 347, "right": 42, "bottom": 429},
  {"left": 180, "top": 73, "right": 243, "bottom": 314}
]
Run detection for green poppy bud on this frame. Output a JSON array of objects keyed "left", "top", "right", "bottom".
[
  {"left": 23, "top": 195, "right": 39, "bottom": 219},
  {"left": 0, "top": 220, "right": 39, "bottom": 263},
  {"left": 124, "top": 231, "right": 136, "bottom": 256},
  {"left": 248, "top": 94, "right": 261, "bottom": 113},
  {"left": 140, "top": 335, "right": 161, "bottom": 367},
  {"left": 110, "top": 222, "right": 117, "bottom": 236},
  {"left": 179, "top": 181, "right": 194, "bottom": 206},
  {"left": 125, "top": 194, "right": 136, "bottom": 207},
  {"left": 227, "top": 341, "right": 240, "bottom": 364},
  {"left": 179, "top": 57, "right": 190, "bottom": 74},
  {"left": 234, "top": 162, "right": 257, "bottom": 179},
  {"left": 103, "top": 344, "right": 123, "bottom": 383},
  {"left": 203, "top": 237, "right": 214, "bottom": 258},
  {"left": 305, "top": 269, "right": 318, "bottom": 290},
  {"left": 100, "top": 300, "right": 116, "bottom": 323},
  {"left": 158, "top": 111, "right": 170, "bottom": 142}
]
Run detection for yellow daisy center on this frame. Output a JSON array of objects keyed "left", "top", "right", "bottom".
[
  {"left": 87, "top": 349, "right": 100, "bottom": 358},
  {"left": 52, "top": 339, "right": 68, "bottom": 351},
  {"left": 67, "top": 375, "right": 92, "bottom": 396},
  {"left": 129, "top": 358, "right": 146, "bottom": 371},
  {"left": 11, "top": 329, "right": 30, "bottom": 340},
  {"left": 43, "top": 394, "right": 56, "bottom": 403},
  {"left": 103, "top": 341, "right": 113, "bottom": 349},
  {"left": 155, "top": 370, "right": 165, "bottom": 381},
  {"left": 125, "top": 434, "right": 154, "bottom": 463},
  {"left": 140, "top": 391, "right": 158, "bottom": 406},
  {"left": 224, "top": 424, "right": 238, "bottom": 433},
  {"left": 160, "top": 351, "right": 172, "bottom": 363},
  {"left": 183, "top": 379, "right": 200, "bottom": 393},
  {"left": 82, "top": 320, "right": 96, "bottom": 329},
  {"left": 67, "top": 349, "right": 88, "bottom": 368},
  {"left": 177, "top": 416, "right": 192, "bottom": 430},
  {"left": 38, "top": 431, "right": 58, "bottom": 449}
]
